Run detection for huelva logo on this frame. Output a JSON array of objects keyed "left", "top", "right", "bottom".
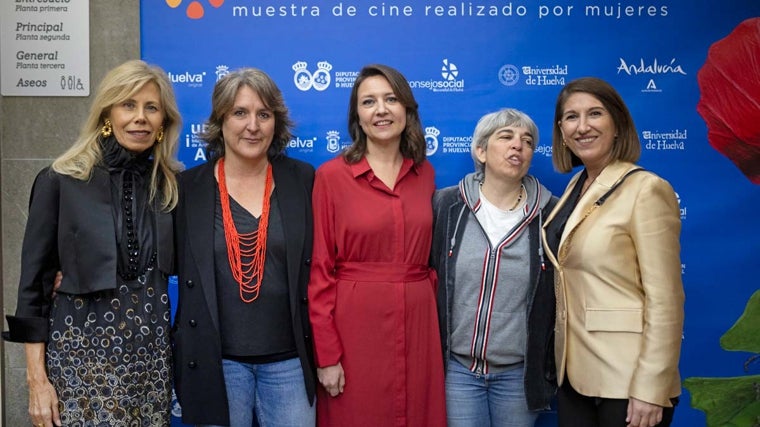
[{"left": 166, "top": 0, "right": 224, "bottom": 19}]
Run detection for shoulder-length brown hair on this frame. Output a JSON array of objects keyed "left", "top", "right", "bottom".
[
  {"left": 202, "top": 68, "right": 293, "bottom": 162},
  {"left": 343, "top": 64, "right": 426, "bottom": 164},
  {"left": 551, "top": 77, "right": 641, "bottom": 173}
]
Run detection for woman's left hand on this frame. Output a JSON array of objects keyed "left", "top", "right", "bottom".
[{"left": 626, "top": 397, "right": 663, "bottom": 427}]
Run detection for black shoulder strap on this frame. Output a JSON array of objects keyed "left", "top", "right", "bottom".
[{"left": 595, "top": 168, "right": 647, "bottom": 206}]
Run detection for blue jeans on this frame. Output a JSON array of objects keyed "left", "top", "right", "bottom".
[
  {"left": 446, "top": 357, "right": 538, "bottom": 427},
  {"left": 198, "top": 357, "right": 315, "bottom": 427}
]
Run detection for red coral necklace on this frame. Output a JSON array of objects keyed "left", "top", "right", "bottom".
[{"left": 217, "top": 157, "right": 272, "bottom": 303}]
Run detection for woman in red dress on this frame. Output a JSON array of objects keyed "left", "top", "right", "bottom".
[{"left": 308, "top": 64, "right": 446, "bottom": 426}]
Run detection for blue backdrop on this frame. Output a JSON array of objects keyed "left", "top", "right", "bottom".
[{"left": 141, "top": 1, "right": 760, "bottom": 425}]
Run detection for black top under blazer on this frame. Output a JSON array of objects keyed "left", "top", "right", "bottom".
[{"left": 172, "top": 155, "right": 317, "bottom": 426}]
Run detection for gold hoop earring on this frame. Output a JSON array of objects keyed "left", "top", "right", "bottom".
[
  {"left": 101, "top": 119, "right": 113, "bottom": 137},
  {"left": 156, "top": 126, "right": 164, "bottom": 143}
]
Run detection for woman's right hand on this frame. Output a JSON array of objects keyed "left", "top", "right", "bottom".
[
  {"left": 317, "top": 362, "right": 345, "bottom": 397},
  {"left": 25, "top": 343, "right": 61, "bottom": 426}
]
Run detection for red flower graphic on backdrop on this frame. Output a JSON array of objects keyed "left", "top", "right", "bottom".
[
  {"left": 165, "top": 0, "right": 224, "bottom": 19},
  {"left": 697, "top": 17, "right": 760, "bottom": 184}
]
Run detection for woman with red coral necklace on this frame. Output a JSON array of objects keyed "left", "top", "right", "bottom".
[{"left": 173, "top": 68, "right": 316, "bottom": 426}]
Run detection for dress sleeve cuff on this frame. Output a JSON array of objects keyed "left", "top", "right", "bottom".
[{"left": 3, "top": 315, "right": 49, "bottom": 343}]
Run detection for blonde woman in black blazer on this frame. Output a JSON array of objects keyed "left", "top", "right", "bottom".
[{"left": 5, "top": 60, "right": 181, "bottom": 426}]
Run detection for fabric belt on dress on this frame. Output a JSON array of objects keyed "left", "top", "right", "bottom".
[{"left": 335, "top": 262, "right": 432, "bottom": 282}]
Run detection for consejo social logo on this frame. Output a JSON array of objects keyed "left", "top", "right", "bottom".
[{"left": 165, "top": 0, "right": 224, "bottom": 19}]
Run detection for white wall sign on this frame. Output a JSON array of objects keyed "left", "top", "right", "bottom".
[{"left": 1, "top": 0, "right": 89, "bottom": 96}]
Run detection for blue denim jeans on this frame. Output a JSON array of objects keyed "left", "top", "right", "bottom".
[
  {"left": 446, "top": 357, "right": 538, "bottom": 427},
  {"left": 198, "top": 357, "right": 315, "bottom": 427}
]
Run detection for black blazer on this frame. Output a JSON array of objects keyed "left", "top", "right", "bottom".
[
  {"left": 5, "top": 167, "right": 173, "bottom": 343},
  {"left": 172, "top": 155, "right": 317, "bottom": 426}
]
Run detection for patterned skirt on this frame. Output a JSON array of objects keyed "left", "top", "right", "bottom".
[{"left": 46, "top": 271, "right": 172, "bottom": 427}]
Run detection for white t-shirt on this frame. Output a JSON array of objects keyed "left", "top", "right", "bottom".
[{"left": 475, "top": 187, "right": 526, "bottom": 247}]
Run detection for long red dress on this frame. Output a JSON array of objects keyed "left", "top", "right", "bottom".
[{"left": 309, "top": 155, "right": 446, "bottom": 427}]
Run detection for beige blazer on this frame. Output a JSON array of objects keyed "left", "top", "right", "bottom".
[{"left": 542, "top": 161, "right": 684, "bottom": 407}]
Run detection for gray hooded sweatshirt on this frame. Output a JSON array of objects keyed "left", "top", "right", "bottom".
[{"left": 449, "top": 172, "right": 553, "bottom": 374}]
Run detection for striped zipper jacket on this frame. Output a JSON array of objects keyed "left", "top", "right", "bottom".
[{"left": 431, "top": 172, "right": 558, "bottom": 411}]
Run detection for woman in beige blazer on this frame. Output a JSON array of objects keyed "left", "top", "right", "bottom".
[{"left": 542, "top": 77, "right": 684, "bottom": 427}]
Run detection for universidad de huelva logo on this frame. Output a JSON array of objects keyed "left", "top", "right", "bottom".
[{"left": 165, "top": 0, "right": 224, "bottom": 19}]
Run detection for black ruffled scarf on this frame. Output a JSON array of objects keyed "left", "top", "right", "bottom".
[
  {"left": 99, "top": 136, "right": 157, "bottom": 284},
  {"left": 100, "top": 134, "right": 153, "bottom": 174}
]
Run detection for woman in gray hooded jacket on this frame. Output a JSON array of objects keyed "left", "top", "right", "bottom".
[{"left": 431, "top": 108, "right": 557, "bottom": 427}]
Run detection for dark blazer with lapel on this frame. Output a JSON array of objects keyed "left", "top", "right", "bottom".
[{"left": 172, "top": 155, "right": 316, "bottom": 426}]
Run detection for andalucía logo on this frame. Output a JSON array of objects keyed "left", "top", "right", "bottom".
[
  {"left": 292, "top": 61, "right": 333, "bottom": 92},
  {"left": 165, "top": 0, "right": 224, "bottom": 19},
  {"left": 617, "top": 58, "right": 687, "bottom": 76},
  {"left": 617, "top": 57, "right": 686, "bottom": 93}
]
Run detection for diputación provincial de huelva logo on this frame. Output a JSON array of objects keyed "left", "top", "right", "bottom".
[
  {"left": 292, "top": 61, "right": 333, "bottom": 91},
  {"left": 409, "top": 59, "right": 465, "bottom": 93},
  {"left": 429, "top": 128, "right": 472, "bottom": 155},
  {"left": 165, "top": 0, "right": 224, "bottom": 20},
  {"left": 425, "top": 127, "right": 440, "bottom": 156}
]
